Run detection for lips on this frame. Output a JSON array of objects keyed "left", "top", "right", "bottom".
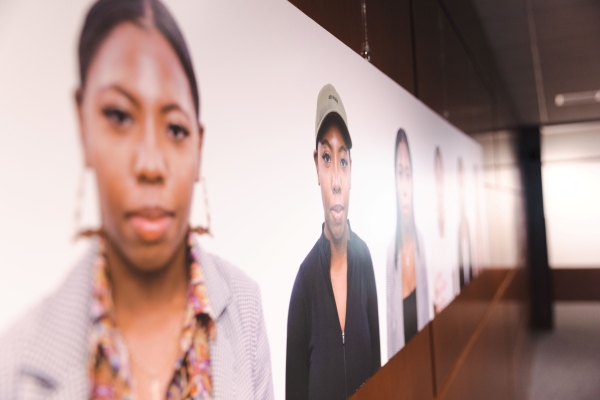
[
  {"left": 126, "top": 206, "right": 174, "bottom": 242},
  {"left": 330, "top": 204, "right": 345, "bottom": 222}
]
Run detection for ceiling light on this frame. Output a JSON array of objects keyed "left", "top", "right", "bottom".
[{"left": 555, "top": 90, "right": 600, "bottom": 107}]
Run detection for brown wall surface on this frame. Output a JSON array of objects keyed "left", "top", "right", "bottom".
[
  {"left": 352, "top": 267, "right": 530, "bottom": 400},
  {"left": 288, "top": 0, "right": 516, "bottom": 133},
  {"left": 552, "top": 268, "right": 600, "bottom": 301},
  {"left": 352, "top": 325, "right": 434, "bottom": 400},
  {"left": 431, "top": 269, "right": 508, "bottom": 391},
  {"left": 288, "top": 0, "right": 415, "bottom": 94}
]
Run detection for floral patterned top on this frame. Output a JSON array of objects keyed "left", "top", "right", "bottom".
[{"left": 88, "top": 234, "right": 216, "bottom": 400}]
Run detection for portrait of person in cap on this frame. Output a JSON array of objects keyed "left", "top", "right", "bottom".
[
  {"left": 386, "top": 128, "right": 430, "bottom": 358},
  {"left": 286, "top": 84, "right": 380, "bottom": 400}
]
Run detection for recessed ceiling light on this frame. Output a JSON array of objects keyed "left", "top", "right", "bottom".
[{"left": 555, "top": 90, "right": 600, "bottom": 107}]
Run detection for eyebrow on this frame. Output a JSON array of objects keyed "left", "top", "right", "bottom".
[
  {"left": 320, "top": 139, "right": 348, "bottom": 154},
  {"left": 161, "top": 103, "right": 191, "bottom": 120},
  {"left": 100, "top": 84, "right": 140, "bottom": 108},
  {"left": 99, "top": 84, "right": 191, "bottom": 120}
]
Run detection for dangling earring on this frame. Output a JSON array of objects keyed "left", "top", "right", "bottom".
[
  {"left": 190, "top": 176, "right": 212, "bottom": 237},
  {"left": 73, "top": 167, "right": 102, "bottom": 240}
]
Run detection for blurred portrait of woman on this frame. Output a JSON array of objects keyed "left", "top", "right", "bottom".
[
  {"left": 457, "top": 158, "right": 473, "bottom": 289},
  {"left": 0, "top": 0, "right": 273, "bottom": 398},
  {"left": 386, "top": 128, "right": 430, "bottom": 358},
  {"left": 432, "top": 147, "right": 455, "bottom": 314}
]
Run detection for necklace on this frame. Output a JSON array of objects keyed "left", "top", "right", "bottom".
[
  {"left": 127, "top": 346, "right": 163, "bottom": 400},
  {"left": 124, "top": 323, "right": 182, "bottom": 400}
]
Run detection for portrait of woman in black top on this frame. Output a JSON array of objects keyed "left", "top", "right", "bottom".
[
  {"left": 457, "top": 158, "right": 473, "bottom": 288},
  {"left": 386, "top": 128, "right": 430, "bottom": 358},
  {"left": 286, "top": 84, "right": 380, "bottom": 400}
]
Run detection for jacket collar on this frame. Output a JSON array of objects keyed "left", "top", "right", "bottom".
[
  {"left": 318, "top": 220, "right": 354, "bottom": 299},
  {"left": 18, "top": 236, "right": 232, "bottom": 394},
  {"left": 193, "top": 238, "right": 232, "bottom": 320},
  {"left": 318, "top": 220, "right": 354, "bottom": 264}
]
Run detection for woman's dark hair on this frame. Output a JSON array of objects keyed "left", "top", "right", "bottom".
[
  {"left": 77, "top": 0, "right": 200, "bottom": 117},
  {"left": 435, "top": 146, "right": 442, "bottom": 167},
  {"left": 394, "top": 128, "right": 416, "bottom": 268},
  {"left": 316, "top": 113, "right": 351, "bottom": 154}
]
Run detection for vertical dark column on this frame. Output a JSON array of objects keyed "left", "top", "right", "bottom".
[{"left": 517, "top": 126, "right": 553, "bottom": 330}]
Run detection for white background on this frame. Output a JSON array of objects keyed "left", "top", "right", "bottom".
[
  {"left": 0, "top": 0, "right": 487, "bottom": 397},
  {"left": 542, "top": 122, "right": 600, "bottom": 267}
]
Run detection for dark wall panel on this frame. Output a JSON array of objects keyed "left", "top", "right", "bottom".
[
  {"left": 352, "top": 324, "right": 434, "bottom": 400},
  {"left": 413, "top": 0, "right": 493, "bottom": 133},
  {"left": 366, "top": 0, "right": 415, "bottom": 93},
  {"left": 288, "top": 0, "right": 415, "bottom": 94},
  {"left": 431, "top": 269, "right": 508, "bottom": 392},
  {"left": 552, "top": 269, "right": 600, "bottom": 301},
  {"left": 437, "top": 302, "right": 511, "bottom": 400},
  {"left": 288, "top": 0, "right": 363, "bottom": 56},
  {"left": 352, "top": 268, "right": 530, "bottom": 400},
  {"left": 290, "top": 0, "right": 499, "bottom": 133}
]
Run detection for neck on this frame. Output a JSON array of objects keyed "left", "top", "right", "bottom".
[
  {"left": 324, "top": 221, "right": 349, "bottom": 272},
  {"left": 104, "top": 240, "right": 189, "bottom": 326}
]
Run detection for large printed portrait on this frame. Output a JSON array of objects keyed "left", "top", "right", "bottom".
[{"left": 0, "top": 0, "right": 488, "bottom": 397}]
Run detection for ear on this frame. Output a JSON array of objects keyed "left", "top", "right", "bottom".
[
  {"left": 195, "top": 122, "right": 204, "bottom": 182},
  {"left": 313, "top": 148, "right": 320, "bottom": 186},
  {"left": 75, "top": 88, "right": 93, "bottom": 168}
]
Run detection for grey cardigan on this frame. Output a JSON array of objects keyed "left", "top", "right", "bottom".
[
  {"left": 0, "top": 239, "right": 274, "bottom": 399},
  {"left": 386, "top": 233, "right": 430, "bottom": 359}
]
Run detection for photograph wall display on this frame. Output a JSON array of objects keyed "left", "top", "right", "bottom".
[{"left": 0, "top": 0, "right": 489, "bottom": 398}]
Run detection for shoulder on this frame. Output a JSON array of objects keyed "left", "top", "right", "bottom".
[
  {"left": 298, "top": 237, "right": 321, "bottom": 276},
  {"left": 201, "top": 250, "right": 263, "bottom": 315},
  {"left": 0, "top": 243, "right": 96, "bottom": 395},
  {"left": 350, "top": 230, "right": 373, "bottom": 265},
  {"left": 0, "top": 304, "right": 40, "bottom": 395},
  {"left": 291, "top": 237, "right": 322, "bottom": 300}
]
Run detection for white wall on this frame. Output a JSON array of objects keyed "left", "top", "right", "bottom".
[
  {"left": 542, "top": 122, "right": 600, "bottom": 268},
  {"left": 0, "top": 1, "right": 487, "bottom": 397},
  {"left": 474, "top": 131, "right": 526, "bottom": 268}
]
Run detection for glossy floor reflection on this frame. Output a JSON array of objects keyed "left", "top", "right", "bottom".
[{"left": 529, "top": 302, "right": 600, "bottom": 400}]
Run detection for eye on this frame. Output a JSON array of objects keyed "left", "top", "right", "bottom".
[
  {"left": 340, "top": 157, "right": 348, "bottom": 167},
  {"left": 167, "top": 124, "right": 190, "bottom": 141},
  {"left": 103, "top": 107, "right": 132, "bottom": 127},
  {"left": 322, "top": 152, "right": 331, "bottom": 164}
]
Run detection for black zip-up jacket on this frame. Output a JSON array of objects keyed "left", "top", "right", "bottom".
[{"left": 286, "top": 223, "right": 381, "bottom": 400}]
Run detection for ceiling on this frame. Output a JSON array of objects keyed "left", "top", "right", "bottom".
[{"left": 470, "top": 0, "right": 600, "bottom": 126}]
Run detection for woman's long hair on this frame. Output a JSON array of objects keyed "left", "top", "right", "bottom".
[{"left": 394, "top": 128, "right": 416, "bottom": 269}]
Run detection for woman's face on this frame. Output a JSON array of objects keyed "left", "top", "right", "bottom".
[
  {"left": 77, "top": 23, "right": 202, "bottom": 271},
  {"left": 314, "top": 124, "right": 351, "bottom": 243},
  {"left": 396, "top": 141, "right": 413, "bottom": 224}
]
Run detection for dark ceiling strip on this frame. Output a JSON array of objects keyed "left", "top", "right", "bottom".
[
  {"left": 525, "top": 0, "right": 549, "bottom": 124},
  {"left": 409, "top": 0, "right": 419, "bottom": 99},
  {"left": 436, "top": 0, "right": 496, "bottom": 102}
]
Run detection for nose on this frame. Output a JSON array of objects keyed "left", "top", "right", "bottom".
[
  {"left": 332, "top": 161, "right": 342, "bottom": 195},
  {"left": 134, "top": 120, "right": 166, "bottom": 185}
]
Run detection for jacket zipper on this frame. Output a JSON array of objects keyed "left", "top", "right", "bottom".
[{"left": 343, "top": 331, "right": 347, "bottom": 399}]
